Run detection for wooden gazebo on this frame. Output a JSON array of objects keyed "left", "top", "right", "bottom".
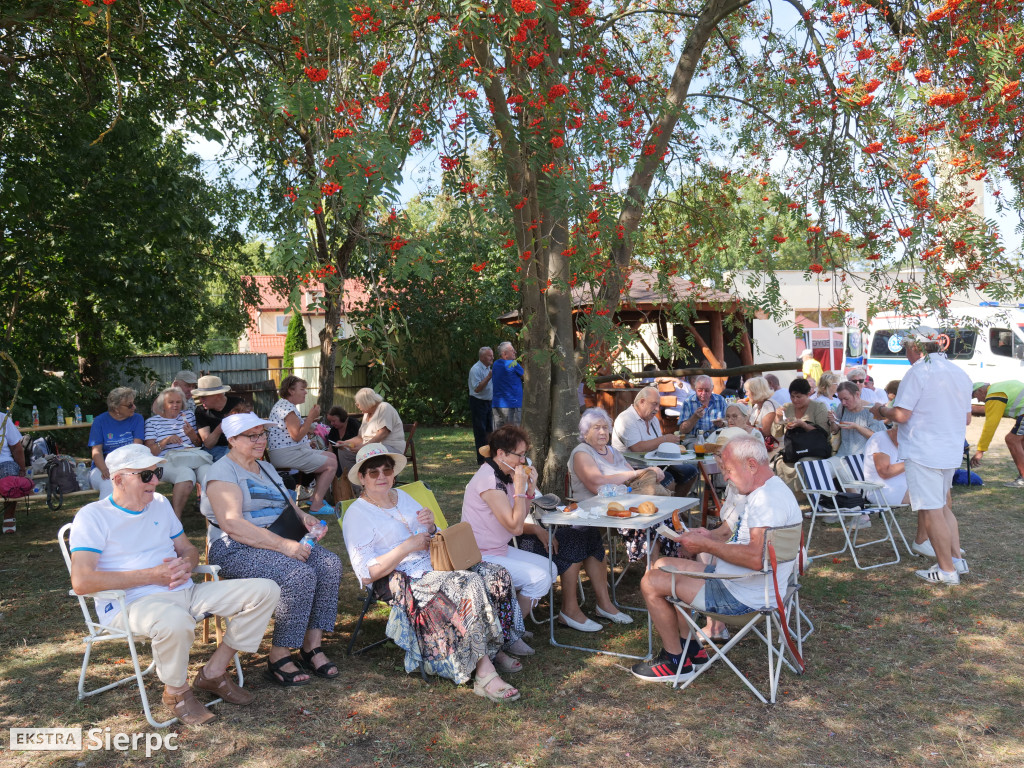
[{"left": 499, "top": 270, "right": 754, "bottom": 381}]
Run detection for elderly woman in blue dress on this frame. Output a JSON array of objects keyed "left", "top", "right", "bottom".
[{"left": 343, "top": 443, "right": 527, "bottom": 703}]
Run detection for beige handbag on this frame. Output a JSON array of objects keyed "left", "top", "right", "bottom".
[{"left": 429, "top": 522, "right": 482, "bottom": 571}]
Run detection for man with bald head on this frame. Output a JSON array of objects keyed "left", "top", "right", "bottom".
[
  {"left": 612, "top": 387, "right": 697, "bottom": 495},
  {"left": 468, "top": 346, "right": 495, "bottom": 464}
]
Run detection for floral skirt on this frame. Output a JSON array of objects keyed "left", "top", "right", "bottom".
[{"left": 386, "top": 562, "right": 525, "bottom": 685}]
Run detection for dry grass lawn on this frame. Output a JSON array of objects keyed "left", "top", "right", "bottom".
[{"left": 1, "top": 421, "right": 1022, "bottom": 767}]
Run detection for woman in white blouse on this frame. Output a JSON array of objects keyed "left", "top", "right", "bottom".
[
  {"left": 341, "top": 443, "right": 527, "bottom": 703},
  {"left": 266, "top": 375, "right": 337, "bottom": 515}
]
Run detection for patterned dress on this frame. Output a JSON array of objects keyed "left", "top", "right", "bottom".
[{"left": 343, "top": 490, "right": 525, "bottom": 684}]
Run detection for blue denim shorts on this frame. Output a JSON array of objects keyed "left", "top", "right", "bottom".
[{"left": 691, "top": 563, "right": 754, "bottom": 616}]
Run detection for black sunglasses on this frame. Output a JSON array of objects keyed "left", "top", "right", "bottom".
[
  {"left": 126, "top": 467, "right": 164, "bottom": 483},
  {"left": 849, "top": 378, "right": 865, "bottom": 384}
]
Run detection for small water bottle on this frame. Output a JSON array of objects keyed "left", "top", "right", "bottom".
[
  {"left": 74, "top": 404, "right": 83, "bottom": 424},
  {"left": 31, "top": 405, "right": 39, "bottom": 427},
  {"left": 300, "top": 520, "right": 328, "bottom": 549},
  {"left": 75, "top": 462, "right": 89, "bottom": 490},
  {"left": 56, "top": 405, "right": 65, "bottom": 425},
  {"left": 598, "top": 483, "right": 629, "bottom": 497}
]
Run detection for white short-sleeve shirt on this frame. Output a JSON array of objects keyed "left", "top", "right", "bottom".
[
  {"left": 69, "top": 493, "right": 188, "bottom": 624},
  {"left": 611, "top": 406, "right": 661, "bottom": 452},
  {"left": 892, "top": 354, "right": 973, "bottom": 469},
  {"left": 713, "top": 476, "right": 802, "bottom": 608},
  {"left": 863, "top": 430, "right": 907, "bottom": 507}
]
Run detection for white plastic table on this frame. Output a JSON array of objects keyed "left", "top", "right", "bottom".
[{"left": 538, "top": 494, "right": 697, "bottom": 660}]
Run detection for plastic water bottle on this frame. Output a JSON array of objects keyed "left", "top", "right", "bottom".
[
  {"left": 75, "top": 462, "right": 90, "bottom": 490},
  {"left": 74, "top": 404, "right": 83, "bottom": 424},
  {"left": 56, "top": 405, "right": 64, "bottom": 425},
  {"left": 31, "top": 406, "right": 39, "bottom": 427},
  {"left": 299, "top": 520, "right": 328, "bottom": 549},
  {"left": 597, "top": 483, "right": 630, "bottom": 498}
]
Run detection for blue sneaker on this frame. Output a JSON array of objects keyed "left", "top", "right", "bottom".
[{"left": 312, "top": 501, "right": 335, "bottom": 517}]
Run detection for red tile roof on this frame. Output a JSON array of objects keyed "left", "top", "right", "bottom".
[{"left": 241, "top": 275, "right": 370, "bottom": 357}]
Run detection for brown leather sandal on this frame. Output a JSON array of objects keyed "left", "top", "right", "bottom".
[
  {"left": 193, "top": 667, "right": 254, "bottom": 705},
  {"left": 161, "top": 688, "right": 216, "bottom": 725}
]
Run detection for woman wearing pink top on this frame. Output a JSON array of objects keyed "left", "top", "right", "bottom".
[{"left": 461, "top": 425, "right": 555, "bottom": 655}]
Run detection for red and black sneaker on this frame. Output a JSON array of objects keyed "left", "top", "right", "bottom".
[
  {"left": 682, "top": 637, "right": 710, "bottom": 666},
  {"left": 631, "top": 650, "right": 695, "bottom": 683}
]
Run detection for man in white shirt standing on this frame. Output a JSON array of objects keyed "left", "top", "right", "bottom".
[
  {"left": 871, "top": 327, "right": 972, "bottom": 585},
  {"left": 468, "top": 347, "right": 494, "bottom": 464}
]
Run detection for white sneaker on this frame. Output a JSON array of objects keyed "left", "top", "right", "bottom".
[
  {"left": 816, "top": 513, "right": 839, "bottom": 524},
  {"left": 911, "top": 539, "right": 936, "bottom": 558},
  {"left": 953, "top": 558, "right": 969, "bottom": 575},
  {"left": 915, "top": 564, "right": 960, "bottom": 585},
  {"left": 595, "top": 605, "right": 634, "bottom": 624},
  {"left": 1003, "top": 476, "right": 1024, "bottom": 488}
]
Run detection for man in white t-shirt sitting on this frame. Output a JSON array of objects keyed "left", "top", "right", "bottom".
[
  {"left": 612, "top": 386, "right": 697, "bottom": 495},
  {"left": 631, "top": 436, "right": 802, "bottom": 682},
  {"left": 69, "top": 445, "right": 280, "bottom": 725}
]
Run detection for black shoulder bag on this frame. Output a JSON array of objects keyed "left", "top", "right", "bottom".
[
  {"left": 260, "top": 461, "right": 310, "bottom": 541},
  {"left": 782, "top": 425, "right": 833, "bottom": 463}
]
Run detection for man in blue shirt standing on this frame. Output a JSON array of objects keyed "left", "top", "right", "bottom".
[{"left": 491, "top": 341, "right": 525, "bottom": 429}]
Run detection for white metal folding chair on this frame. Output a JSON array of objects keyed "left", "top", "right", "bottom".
[
  {"left": 58, "top": 523, "right": 242, "bottom": 729},
  {"left": 659, "top": 523, "right": 807, "bottom": 704},
  {"left": 797, "top": 460, "right": 901, "bottom": 570},
  {"left": 836, "top": 454, "right": 914, "bottom": 557}
]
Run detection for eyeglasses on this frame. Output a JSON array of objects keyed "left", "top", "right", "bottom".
[
  {"left": 242, "top": 431, "right": 270, "bottom": 443},
  {"left": 126, "top": 467, "right": 164, "bottom": 483},
  {"left": 121, "top": 402, "right": 136, "bottom": 409},
  {"left": 507, "top": 450, "right": 527, "bottom": 460},
  {"left": 849, "top": 379, "right": 865, "bottom": 384},
  {"left": 363, "top": 465, "right": 395, "bottom": 478}
]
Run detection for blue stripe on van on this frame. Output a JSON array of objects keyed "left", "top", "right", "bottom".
[{"left": 866, "top": 358, "right": 912, "bottom": 366}]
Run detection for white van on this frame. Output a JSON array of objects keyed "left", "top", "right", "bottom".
[{"left": 861, "top": 304, "right": 1024, "bottom": 387}]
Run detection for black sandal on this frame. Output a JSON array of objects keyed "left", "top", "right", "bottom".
[
  {"left": 264, "top": 655, "right": 311, "bottom": 687},
  {"left": 298, "top": 646, "right": 339, "bottom": 679}
]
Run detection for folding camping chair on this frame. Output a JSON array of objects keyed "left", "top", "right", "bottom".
[
  {"left": 659, "top": 523, "right": 807, "bottom": 704},
  {"left": 835, "top": 454, "right": 914, "bottom": 557},
  {"left": 797, "top": 459, "right": 900, "bottom": 570},
  {"left": 338, "top": 481, "right": 447, "bottom": 660},
  {"left": 58, "top": 523, "right": 242, "bottom": 729}
]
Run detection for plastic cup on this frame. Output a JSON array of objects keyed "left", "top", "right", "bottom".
[
  {"left": 64, "top": 417, "right": 73, "bottom": 425},
  {"left": 86, "top": 415, "right": 94, "bottom": 423}
]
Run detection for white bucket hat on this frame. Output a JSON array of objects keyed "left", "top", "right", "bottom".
[
  {"left": 349, "top": 443, "right": 407, "bottom": 484},
  {"left": 222, "top": 413, "right": 275, "bottom": 440}
]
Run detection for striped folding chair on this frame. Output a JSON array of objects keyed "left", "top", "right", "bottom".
[
  {"left": 797, "top": 459, "right": 900, "bottom": 570},
  {"left": 836, "top": 454, "right": 914, "bottom": 557}
]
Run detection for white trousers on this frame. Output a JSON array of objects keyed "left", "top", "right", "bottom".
[{"left": 483, "top": 547, "right": 556, "bottom": 602}]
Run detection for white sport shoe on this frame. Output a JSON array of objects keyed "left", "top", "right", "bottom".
[
  {"left": 911, "top": 539, "right": 936, "bottom": 558},
  {"left": 1003, "top": 476, "right": 1024, "bottom": 488},
  {"left": 953, "top": 558, "right": 969, "bottom": 575},
  {"left": 915, "top": 564, "right": 960, "bottom": 585}
]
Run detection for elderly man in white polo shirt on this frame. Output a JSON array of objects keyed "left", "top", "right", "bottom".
[
  {"left": 612, "top": 386, "right": 697, "bottom": 495},
  {"left": 69, "top": 444, "right": 280, "bottom": 724},
  {"left": 871, "top": 327, "right": 972, "bottom": 585}
]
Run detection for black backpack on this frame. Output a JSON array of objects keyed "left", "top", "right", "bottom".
[{"left": 46, "top": 455, "right": 80, "bottom": 494}]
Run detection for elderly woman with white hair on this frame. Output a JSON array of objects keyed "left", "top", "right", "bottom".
[
  {"left": 144, "top": 387, "right": 213, "bottom": 519},
  {"left": 575, "top": 406, "right": 683, "bottom": 563},
  {"left": 338, "top": 388, "right": 405, "bottom": 456},
  {"left": 88, "top": 387, "right": 145, "bottom": 498}
]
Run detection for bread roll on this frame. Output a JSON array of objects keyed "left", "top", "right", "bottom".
[
  {"left": 637, "top": 501, "right": 657, "bottom": 516},
  {"left": 607, "top": 501, "right": 625, "bottom": 512}
]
